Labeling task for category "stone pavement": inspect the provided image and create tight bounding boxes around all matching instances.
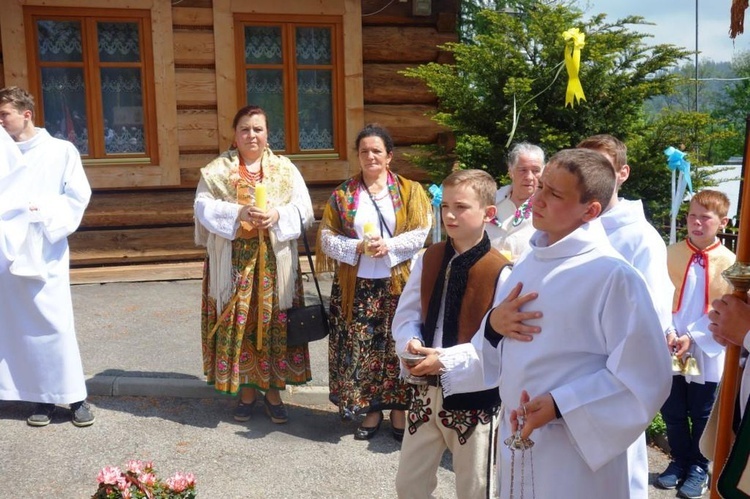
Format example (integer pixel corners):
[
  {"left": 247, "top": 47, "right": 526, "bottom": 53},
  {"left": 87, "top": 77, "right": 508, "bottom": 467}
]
[{"left": 0, "top": 276, "right": 679, "bottom": 498}]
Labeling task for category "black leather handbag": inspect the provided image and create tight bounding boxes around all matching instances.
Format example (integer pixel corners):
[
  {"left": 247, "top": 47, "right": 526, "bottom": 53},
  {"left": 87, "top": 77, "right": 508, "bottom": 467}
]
[{"left": 286, "top": 208, "right": 330, "bottom": 346}]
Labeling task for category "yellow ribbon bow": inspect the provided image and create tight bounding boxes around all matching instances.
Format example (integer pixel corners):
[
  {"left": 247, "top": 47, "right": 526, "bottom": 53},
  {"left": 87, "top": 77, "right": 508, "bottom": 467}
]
[{"left": 562, "top": 28, "right": 586, "bottom": 107}]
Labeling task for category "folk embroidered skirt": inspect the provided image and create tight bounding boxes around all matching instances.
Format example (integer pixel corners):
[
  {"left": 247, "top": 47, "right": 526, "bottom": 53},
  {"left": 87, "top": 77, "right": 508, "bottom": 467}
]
[
  {"left": 201, "top": 236, "right": 311, "bottom": 395},
  {"left": 328, "top": 276, "right": 411, "bottom": 419}
]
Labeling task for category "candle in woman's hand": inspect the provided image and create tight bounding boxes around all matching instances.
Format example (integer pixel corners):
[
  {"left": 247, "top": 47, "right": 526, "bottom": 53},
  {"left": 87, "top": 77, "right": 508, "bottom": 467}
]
[
  {"left": 363, "top": 222, "right": 377, "bottom": 256},
  {"left": 254, "top": 184, "right": 267, "bottom": 210}
]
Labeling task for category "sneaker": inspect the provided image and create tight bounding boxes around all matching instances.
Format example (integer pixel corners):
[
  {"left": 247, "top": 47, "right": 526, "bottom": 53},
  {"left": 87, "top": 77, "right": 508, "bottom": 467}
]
[
  {"left": 678, "top": 465, "right": 708, "bottom": 499},
  {"left": 232, "top": 398, "right": 257, "bottom": 422},
  {"left": 27, "top": 403, "right": 56, "bottom": 427},
  {"left": 70, "top": 401, "right": 95, "bottom": 427},
  {"left": 655, "top": 461, "right": 685, "bottom": 489}
]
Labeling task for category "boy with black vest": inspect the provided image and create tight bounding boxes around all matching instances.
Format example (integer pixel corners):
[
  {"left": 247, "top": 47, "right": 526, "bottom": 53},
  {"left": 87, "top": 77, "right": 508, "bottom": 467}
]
[{"left": 392, "top": 169, "right": 509, "bottom": 499}]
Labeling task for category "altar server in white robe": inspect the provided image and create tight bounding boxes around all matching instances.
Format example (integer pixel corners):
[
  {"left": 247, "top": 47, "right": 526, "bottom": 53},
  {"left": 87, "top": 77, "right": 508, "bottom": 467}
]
[
  {"left": 0, "top": 87, "right": 94, "bottom": 427},
  {"left": 0, "top": 126, "right": 31, "bottom": 271},
  {"left": 577, "top": 134, "right": 674, "bottom": 499},
  {"left": 442, "top": 149, "right": 672, "bottom": 499}
]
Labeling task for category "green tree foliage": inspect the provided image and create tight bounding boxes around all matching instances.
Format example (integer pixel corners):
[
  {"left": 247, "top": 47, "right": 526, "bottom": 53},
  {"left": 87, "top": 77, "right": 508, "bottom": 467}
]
[
  {"left": 711, "top": 51, "right": 750, "bottom": 161},
  {"left": 404, "top": 1, "right": 691, "bottom": 182},
  {"left": 626, "top": 110, "right": 736, "bottom": 237},
  {"left": 646, "top": 60, "right": 743, "bottom": 164}
]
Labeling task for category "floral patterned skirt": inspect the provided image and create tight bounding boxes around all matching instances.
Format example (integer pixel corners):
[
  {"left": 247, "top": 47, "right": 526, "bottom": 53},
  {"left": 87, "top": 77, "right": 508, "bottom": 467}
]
[
  {"left": 200, "top": 236, "right": 311, "bottom": 395},
  {"left": 328, "top": 277, "right": 411, "bottom": 419}
]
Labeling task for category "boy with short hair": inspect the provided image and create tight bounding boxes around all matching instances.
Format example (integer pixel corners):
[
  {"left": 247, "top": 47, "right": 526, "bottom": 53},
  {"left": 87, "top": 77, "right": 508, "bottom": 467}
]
[
  {"left": 576, "top": 134, "right": 674, "bottom": 333},
  {"left": 391, "top": 169, "right": 510, "bottom": 499},
  {"left": 440, "top": 149, "right": 671, "bottom": 498},
  {"left": 0, "top": 86, "right": 94, "bottom": 427},
  {"left": 577, "top": 134, "right": 675, "bottom": 498},
  {"left": 656, "top": 190, "right": 735, "bottom": 498}
]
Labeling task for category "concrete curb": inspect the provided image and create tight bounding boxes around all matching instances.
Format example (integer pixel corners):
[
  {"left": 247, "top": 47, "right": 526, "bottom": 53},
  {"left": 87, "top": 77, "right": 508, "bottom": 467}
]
[{"left": 86, "top": 376, "right": 331, "bottom": 407}]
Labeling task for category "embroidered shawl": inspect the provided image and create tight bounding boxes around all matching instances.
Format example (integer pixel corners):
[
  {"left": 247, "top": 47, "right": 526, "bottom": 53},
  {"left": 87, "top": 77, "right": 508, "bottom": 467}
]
[
  {"left": 316, "top": 172, "right": 431, "bottom": 322},
  {"left": 195, "top": 147, "right": 299, "bottom": 310}
]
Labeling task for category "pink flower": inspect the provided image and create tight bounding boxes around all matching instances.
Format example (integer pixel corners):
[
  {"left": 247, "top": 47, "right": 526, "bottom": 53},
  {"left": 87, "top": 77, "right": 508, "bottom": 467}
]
[
  {"left": 278, "top": 311, "right": 287, "bottom": 321},
  {"left": 94, "top": 460, "right": 195, "bottom": 498},
  {"left": 126, "top": 459, "right": 144, "bottom": 474},
  {"left": 139, "top": 472, "right": 157, "bottom": 486},
  {"left": 166, "top": 472, "right": 189, "bottom": 492},
  {"left": 116, "top": 476, "right": 129, "bottom": 491},
  {"left": 96, "top": 466, "right": 122, "bottom": 485}
]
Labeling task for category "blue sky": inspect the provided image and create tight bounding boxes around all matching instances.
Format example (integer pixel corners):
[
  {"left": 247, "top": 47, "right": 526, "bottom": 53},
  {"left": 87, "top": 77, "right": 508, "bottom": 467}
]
[{"left": 575, "top": 0, "right": 750, "bottom": 63}]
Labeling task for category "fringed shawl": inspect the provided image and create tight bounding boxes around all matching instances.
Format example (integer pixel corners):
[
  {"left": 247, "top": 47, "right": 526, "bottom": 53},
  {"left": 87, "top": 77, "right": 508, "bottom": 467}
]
[
  {"left": 195, "top": 147, "right": 299, "bottom": 310},
  {"left": 316, "top": 172, "right": 432, "bottom": 322}
]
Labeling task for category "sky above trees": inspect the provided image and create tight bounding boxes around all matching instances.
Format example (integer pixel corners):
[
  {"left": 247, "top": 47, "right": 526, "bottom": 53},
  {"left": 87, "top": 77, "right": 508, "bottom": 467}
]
[{"left": 576, "top": 0, "right": 750, "bottom": 62}]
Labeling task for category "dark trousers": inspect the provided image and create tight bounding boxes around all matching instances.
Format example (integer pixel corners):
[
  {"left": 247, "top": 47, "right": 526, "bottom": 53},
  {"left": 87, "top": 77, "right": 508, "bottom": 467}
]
[{"left": 660, "top": 375, "right": 718, "bottom": 471}]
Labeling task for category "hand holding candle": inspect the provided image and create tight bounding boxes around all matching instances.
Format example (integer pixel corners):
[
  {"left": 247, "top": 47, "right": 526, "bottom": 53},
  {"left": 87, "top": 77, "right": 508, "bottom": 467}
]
[{"left": 363, "top": 222, "right": 377, "bottom": 256}]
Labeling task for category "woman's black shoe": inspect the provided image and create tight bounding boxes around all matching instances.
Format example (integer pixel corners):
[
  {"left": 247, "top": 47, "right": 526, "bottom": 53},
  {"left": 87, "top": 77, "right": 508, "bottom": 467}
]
[
  {"left": 233, "top": 398, "right": 258, "bottom": 422},
  {"left": 354, "top": 412, "right": 383, "bottom": 440},
  {"left": 263, "top": 394, "right": 288, "bottom": 424}
]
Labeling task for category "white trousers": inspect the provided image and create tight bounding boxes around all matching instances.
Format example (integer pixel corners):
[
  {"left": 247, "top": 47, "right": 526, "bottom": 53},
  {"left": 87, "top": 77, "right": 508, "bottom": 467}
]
[{"left": 395, "top": 384, "right": 496, "bottom": 499}]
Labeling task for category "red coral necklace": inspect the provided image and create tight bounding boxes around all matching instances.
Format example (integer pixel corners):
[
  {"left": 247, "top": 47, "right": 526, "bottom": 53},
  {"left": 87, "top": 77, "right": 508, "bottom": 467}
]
[{"left": 239, "top": 154, "right": 263, "bottom": 185}]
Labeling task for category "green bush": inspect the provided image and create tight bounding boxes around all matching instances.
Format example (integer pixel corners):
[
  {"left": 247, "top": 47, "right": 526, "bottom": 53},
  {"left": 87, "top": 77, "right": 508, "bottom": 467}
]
[{"left": 648, "top": 412, "right": 667, "bottom": 440}]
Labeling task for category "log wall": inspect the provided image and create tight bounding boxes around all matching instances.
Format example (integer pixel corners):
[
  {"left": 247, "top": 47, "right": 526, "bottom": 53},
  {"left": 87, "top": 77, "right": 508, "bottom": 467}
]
[{"left": 0, "top": 0, "right": 458, "bottom": 280}]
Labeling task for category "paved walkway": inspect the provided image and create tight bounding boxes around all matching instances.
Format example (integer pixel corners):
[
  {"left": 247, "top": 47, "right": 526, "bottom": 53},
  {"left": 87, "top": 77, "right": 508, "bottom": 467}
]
[{"left": 0, "top": 277, "right": 679, "bottom": 498}]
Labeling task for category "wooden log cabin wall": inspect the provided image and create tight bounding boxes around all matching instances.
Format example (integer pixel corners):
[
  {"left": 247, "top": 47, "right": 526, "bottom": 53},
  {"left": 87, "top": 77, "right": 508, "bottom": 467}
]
[{"left": 0, "top": 0, "right": 457, "bottom": 283}]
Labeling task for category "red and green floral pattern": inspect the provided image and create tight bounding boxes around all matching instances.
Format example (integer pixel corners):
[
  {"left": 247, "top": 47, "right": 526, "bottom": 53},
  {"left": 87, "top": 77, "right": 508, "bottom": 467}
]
[
  {"left": 201, "top": 236, "right": 311, "bottom": 395},
  {"left": 328, "top": 277, "right": 411, "bottom": 419}
]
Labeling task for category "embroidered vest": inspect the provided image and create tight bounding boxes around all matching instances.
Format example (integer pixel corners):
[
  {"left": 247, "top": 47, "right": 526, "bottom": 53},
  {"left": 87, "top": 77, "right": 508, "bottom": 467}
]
[
  {"left": 420, "top": 241, "right": 508, "bottom": 411},
  {"left": 667, "top": 239, "right": 735, "bottom": 314}
]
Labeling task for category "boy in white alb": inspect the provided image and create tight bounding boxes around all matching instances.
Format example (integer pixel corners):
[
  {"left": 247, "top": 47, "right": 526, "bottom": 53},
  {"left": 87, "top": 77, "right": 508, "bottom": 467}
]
[
  {"left": 656, "top": 190, "right": 735, "bottom": 498},
  {"left": 0, "top": 87, "right": 94, "bottom": 428},
  {"left": 577, "top": 134, "right": 675, "bottom": 499},
  {"left": 392, "top": 169, "right": 510, "bottom": 499},
  {"left": 439, "top": 149, "right": 672, "bottom": 498}
]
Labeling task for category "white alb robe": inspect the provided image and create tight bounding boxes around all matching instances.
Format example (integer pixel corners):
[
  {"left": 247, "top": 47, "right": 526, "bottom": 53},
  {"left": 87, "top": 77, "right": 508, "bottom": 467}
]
[
  {"left": 0, "top": 128, "right": 91, "bottom": 404},
  {"left": 443, "top": 220, "right": 672, "bottom": 499},
  {"left": 600, "top": 198, "right": 675, "bottom": 499},
  {"left": 601, "top": 199, "right": 674, "bottom": 333}
]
